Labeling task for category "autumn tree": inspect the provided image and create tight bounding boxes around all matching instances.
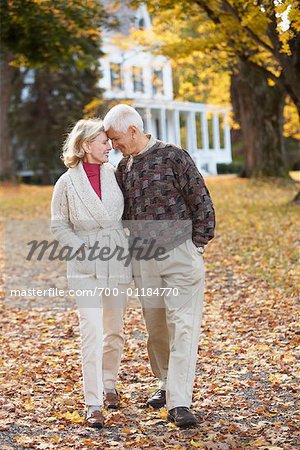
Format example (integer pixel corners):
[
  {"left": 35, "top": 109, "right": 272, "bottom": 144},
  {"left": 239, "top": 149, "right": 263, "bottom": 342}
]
[
  {"left": 0, "top": 0, "right": 106, "bottom": 182},
  {"left": 10, "top": 63, "right": 102, "bottom": 184},
  {"left": 128, "top": 0, "right": 300, "bottom": 177}
]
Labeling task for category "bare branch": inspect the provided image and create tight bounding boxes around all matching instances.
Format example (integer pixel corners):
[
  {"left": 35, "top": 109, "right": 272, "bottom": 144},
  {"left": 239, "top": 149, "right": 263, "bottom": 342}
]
[{"left": 193, "top": 0, "right": 221, "bottom": 25}]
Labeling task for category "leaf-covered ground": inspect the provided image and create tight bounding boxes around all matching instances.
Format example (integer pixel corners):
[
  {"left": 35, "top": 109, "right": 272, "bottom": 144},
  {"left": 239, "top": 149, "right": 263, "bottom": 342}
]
[{"left": 0, "top": 177, "right": 299, "bottom": 449}]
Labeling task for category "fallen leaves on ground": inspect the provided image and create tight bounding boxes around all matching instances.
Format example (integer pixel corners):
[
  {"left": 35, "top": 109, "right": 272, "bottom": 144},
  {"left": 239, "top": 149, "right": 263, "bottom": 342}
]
[{"left": 0, "top": 177, "right": 299, "bottom": 449}]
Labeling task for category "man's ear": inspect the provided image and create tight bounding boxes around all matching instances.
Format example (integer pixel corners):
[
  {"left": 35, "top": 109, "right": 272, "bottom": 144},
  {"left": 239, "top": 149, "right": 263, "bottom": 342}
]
[{"left": 129, "top": 125, "right": 138, "bottom": 138}]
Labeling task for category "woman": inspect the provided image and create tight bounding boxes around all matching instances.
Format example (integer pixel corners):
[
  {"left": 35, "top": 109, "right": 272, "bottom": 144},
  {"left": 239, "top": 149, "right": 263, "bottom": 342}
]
[{"left": 51, "top": 118, "right": 131, "bottom": 428}]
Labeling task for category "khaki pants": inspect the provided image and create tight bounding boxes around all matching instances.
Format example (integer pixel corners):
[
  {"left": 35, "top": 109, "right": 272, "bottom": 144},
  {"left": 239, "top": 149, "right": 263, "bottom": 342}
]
[
  {"left": 132, "top": 239, "right": 205, "bottom": 410},
  {"left": 76, "top": 287, "right": 127, "bottom": 406}
]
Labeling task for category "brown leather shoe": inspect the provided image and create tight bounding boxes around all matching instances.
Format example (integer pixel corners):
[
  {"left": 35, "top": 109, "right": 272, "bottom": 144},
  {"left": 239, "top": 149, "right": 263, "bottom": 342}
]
[
  {"left": 104, "top": 391, "right": 120, "bottom": 409},
  {"left": 167, "top": 407, "right": 198, "bottom": 428},
  {"left": 84, "top": 410, "right": 104, "bottom": 428}
]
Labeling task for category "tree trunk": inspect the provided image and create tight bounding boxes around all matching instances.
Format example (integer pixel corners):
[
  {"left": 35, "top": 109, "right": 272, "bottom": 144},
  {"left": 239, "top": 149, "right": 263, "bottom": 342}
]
[
  {"left": 0, "top": 51, "right": 17, "bottom": 182},
  {"left": 230, "top": 61, "right": 287, "bottom": 177},
  {"left": 35, "top": 69, "right": 54, "bottom": 185}
]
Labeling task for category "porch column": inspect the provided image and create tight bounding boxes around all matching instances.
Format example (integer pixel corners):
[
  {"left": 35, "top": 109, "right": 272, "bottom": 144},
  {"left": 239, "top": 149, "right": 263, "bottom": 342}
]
[
  {"left": 173, "top": 109, "right": 181, "bottom": 146},
  {"left": 159, "top": 108, "right": 167, "bottom": 141},
  {"left": 145, "top": 107, "right": 153, "bottom": 134},
  {"left": 213, "top": 114, "right": 220, "bottom": 150},
  {"left": 187, "top": 111, "right": 197, "bottom": 154},
  {"left": 201, "top": 111, "right": 209, "bottom": 151},
  {"left": 224, "top": 112, "right": 231, "bottom": 158}
]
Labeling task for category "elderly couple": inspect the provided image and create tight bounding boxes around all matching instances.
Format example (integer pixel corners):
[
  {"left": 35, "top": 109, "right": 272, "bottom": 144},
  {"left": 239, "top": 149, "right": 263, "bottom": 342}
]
[{"left": 51, "top": 104, "right": 215, "bottom": 429}]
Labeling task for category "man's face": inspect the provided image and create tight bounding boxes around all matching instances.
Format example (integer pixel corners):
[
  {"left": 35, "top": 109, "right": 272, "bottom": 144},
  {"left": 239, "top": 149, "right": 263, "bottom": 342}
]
[{"left": 107, "top": 127, "right": 134, "bottom": 157}]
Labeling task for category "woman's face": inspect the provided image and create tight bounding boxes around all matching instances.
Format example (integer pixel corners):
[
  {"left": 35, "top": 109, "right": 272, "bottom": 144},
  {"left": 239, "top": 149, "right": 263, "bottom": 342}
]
[{"left": 84, "top": 131, "right": 112, "bottom": 164}]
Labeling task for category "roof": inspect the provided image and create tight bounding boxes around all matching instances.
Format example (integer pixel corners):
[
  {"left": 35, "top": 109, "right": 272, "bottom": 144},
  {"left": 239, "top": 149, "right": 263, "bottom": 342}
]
[{"left": 102, "top": 1, "right": 150, "bottom": 36}]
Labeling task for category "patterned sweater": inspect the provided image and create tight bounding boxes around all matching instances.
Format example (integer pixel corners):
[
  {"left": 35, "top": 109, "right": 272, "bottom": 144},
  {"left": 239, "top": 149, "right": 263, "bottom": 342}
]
[{"left": 115, "top": 140, "right": 215, "bottom": 249}]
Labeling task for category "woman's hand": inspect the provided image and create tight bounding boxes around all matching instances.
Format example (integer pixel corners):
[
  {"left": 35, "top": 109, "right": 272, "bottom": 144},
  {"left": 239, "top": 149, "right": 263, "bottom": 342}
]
[{"left": 74, "top": 245, "right": 96, "bottom": 275}]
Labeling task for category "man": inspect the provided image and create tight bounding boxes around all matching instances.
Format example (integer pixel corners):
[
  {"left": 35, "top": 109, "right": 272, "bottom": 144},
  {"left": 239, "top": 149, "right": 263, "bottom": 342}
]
[{"left": 103, "top": 104, "right": 215, "bottom": 428}]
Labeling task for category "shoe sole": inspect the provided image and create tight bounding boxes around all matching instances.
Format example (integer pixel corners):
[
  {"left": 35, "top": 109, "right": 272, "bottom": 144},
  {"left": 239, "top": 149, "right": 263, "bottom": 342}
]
[
  {"left": 91, "top": 423, "right": 104, "bottom": 429},
  {"left": 106, "top": 404, "right": 119, "bottom": 410},
  {"left": 146, "top": 401, "right": 166, "bottom": 409},
  {"left": 84, "top": 421, "right": 104, "bottom": 429},
  {"left": 167, "top": 415, "right": 197, "bottom": 428}
]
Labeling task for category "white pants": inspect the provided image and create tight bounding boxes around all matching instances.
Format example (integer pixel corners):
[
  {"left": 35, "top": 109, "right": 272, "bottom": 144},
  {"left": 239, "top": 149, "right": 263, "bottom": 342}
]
[
  {"left": 132, "top": 239, "right": 205, "bottom": 410},
  {"left": 76, "top": 286, "right": 128, "bottom": 406}
]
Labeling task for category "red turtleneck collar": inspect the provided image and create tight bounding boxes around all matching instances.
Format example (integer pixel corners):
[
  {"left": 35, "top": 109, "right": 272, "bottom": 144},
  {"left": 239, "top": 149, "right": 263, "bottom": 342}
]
[{"left": 82, "top": 162, "right": 102, "bottom": 199}]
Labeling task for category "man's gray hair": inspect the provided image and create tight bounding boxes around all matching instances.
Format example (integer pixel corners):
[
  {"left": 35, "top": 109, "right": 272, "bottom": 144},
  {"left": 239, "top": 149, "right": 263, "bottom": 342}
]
[{"left": 103, "top": 104, "right": 144, "bottom": 133}]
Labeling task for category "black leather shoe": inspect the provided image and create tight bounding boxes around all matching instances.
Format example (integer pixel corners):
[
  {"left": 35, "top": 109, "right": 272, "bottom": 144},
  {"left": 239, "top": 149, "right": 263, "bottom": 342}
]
[
  {"left": 167, "top": 407, "right": 198, "bottom": 428},
  {"left": 146, "top": 389, "right": 166, "bottom": 409}
]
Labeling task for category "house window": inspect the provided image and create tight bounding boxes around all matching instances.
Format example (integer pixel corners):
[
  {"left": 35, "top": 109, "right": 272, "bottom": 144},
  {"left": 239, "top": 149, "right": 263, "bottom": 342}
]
[
  {"left": 138, "top": 18, "right": 145, "bottom": 29},
  {"left": 135, "top": 14, "right": 146, "bottom": 30},
  {"left": 110, "top": 63, "right": 122, "bottom": 90},
  {"left": 152, "top": 69, "right": 164, "bottom": 95},
  {"left": 132, "top": 66, "right": 144, "bottom": 93}
]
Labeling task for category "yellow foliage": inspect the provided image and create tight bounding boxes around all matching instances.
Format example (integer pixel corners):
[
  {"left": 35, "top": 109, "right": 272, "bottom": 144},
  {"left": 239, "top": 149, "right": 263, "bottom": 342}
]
[
  {"left": 190, "top": 439, "right": 205, "bottom": 448},
  {"left": 284, "top": 97, "right": 300, "bottom": 139},
  {"left": 173, "top": 55, "right": 231, "bottom": 106},
  {"left": 62, "top": 410, "right": 82, "bottom": 423},
  {"left": 126, "top": 0, "right": 300, "bottom": 122},
  {"left": 160, "top": 407, "right": 168, "bottom": 419}
]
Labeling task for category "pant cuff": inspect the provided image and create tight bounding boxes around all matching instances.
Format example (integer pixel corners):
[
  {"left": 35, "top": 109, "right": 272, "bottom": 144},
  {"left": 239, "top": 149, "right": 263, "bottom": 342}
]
[{"left": 158, "top": 380, "right": 167, "bottom": 390}]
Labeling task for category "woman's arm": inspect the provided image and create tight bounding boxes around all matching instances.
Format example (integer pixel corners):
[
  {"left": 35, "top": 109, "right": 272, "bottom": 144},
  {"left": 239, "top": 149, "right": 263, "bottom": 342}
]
[{"left": 50, "top": 176, "right": 85, "bottom": 253}]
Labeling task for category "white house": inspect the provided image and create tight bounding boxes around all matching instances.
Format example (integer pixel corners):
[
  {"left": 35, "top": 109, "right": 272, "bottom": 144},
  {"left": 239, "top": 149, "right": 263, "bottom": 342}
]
[{"left": 99, "top": 3, "right": 232, "bottom": 174}]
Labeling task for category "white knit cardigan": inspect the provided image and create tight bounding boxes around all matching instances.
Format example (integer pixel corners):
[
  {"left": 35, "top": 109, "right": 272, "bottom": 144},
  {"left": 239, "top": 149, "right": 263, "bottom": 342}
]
[{"left": 50, "top": 161, "right": 132, "bottom": 291}]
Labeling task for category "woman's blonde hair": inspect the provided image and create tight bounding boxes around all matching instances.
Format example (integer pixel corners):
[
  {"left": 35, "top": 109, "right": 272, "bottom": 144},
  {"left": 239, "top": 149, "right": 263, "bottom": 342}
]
[{"left": 61, "top": 118, "right": 105, "bottom": 168}]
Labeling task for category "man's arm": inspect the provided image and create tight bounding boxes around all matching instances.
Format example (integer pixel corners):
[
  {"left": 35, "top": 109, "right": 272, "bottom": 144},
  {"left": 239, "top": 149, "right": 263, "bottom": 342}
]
[
  {"left": 172, "top": 149, "right": 216, "bottom": 247},
  {"left": 115, "top": 159, "right": 126, "bottom": 195},
  {"left": 115, "top": 159, "right": 129, "bottom": 221}
]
